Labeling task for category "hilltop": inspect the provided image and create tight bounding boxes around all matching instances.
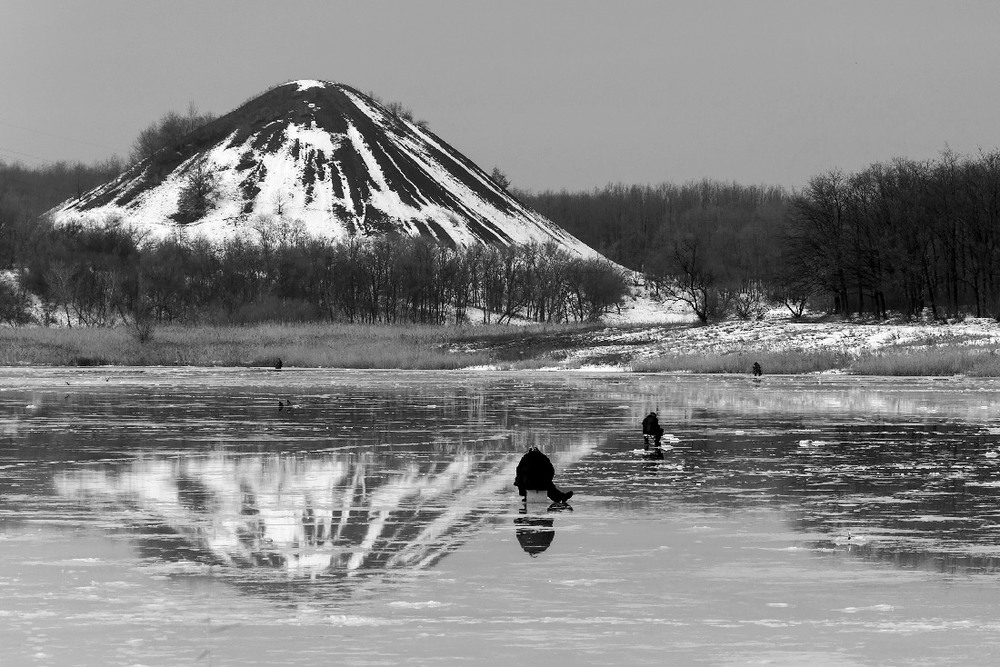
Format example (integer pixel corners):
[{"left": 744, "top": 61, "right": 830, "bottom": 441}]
[{"left": 50, "top": 80, "right": 600, "bottom": 257}]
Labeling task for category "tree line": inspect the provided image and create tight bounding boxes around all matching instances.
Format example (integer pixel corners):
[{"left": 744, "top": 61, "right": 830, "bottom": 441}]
[
  {"left": 517, "top": 180, "right": 792, "bottom": 322},
  {"left": 2, "top": 217, "right": 626, "bottom": 329},
  {"left": 518, "top": 150, "right": 1000, "bottom": 323},
  {"left": 785, "top": 151, "right": 1000, "bottom": 320}
]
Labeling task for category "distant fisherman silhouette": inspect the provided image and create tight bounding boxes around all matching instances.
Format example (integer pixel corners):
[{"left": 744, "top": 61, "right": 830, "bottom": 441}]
[
  {"left": 752, "top": 361, "right": 762, "bottom": 377},
  {"left": 642, "top": 411, "right": 664, "bottom": 449},
  {"left": 514, "top": 446, "right": 573, "bottom": 504}
]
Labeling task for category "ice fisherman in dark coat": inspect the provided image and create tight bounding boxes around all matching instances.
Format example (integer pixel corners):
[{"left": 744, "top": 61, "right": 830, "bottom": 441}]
[
  {"left": 514, "top": 446, "right": 573, "bottom": 504},
  {"left": 642, "top": 411, "right": 664, "bottom": 449}
]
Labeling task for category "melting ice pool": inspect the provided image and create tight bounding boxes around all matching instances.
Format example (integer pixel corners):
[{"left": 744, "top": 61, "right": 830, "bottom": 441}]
[{"left": 3, "top": 368, "right": 1000, "bottom": 665}]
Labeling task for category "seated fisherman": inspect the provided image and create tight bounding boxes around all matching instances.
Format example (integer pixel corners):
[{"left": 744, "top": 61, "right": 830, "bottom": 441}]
[
  {"left": 514, "top": 446, "right": 574, "bottom": 504},
  {"left": 642, "top": 411, "right": 664, "bottom": 449}
]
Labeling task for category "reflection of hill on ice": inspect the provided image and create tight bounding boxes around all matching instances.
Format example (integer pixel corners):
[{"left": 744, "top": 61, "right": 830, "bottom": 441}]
[{"left": 53, "top": 438, "right": 596, "bottom": 588}]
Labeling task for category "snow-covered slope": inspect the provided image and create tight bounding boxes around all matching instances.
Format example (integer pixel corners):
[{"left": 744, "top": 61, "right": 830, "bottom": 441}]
[{"left": 50, "top": 80, "right": 601, "bottom": 257}]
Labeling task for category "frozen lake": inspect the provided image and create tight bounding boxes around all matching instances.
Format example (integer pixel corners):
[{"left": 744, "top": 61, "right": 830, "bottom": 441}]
[{"left": 4, "top": 369, "right": 1000, "bottom": 665}]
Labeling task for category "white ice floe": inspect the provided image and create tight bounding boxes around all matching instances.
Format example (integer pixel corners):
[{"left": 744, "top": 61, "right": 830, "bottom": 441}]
[{"left": 839, "top": 604, "right": 895, "bottom": 614}]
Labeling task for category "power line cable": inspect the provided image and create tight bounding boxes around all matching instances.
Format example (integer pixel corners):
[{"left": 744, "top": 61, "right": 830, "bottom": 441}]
[
  {"left": 0, "top": 119, "right": 115, "bottom": 151},
  {"left": 0, "top": 146, "right": 53, "bottom": 165}
]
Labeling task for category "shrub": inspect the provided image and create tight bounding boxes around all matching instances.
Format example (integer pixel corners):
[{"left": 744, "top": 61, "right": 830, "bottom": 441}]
[{"left": 0, "top": 276, "right": 33, "bottom": 326}]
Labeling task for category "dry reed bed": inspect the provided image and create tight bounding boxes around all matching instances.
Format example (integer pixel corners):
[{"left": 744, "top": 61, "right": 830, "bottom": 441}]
[
  {"left": 0, "top": 324, "right": 492, "bottom": 369},
  {"left": 3, "top": 322, "right": 1000, "bottom": 375},
  {"left": 630, "top": 345, "right": 1000, "bottom": 376}
]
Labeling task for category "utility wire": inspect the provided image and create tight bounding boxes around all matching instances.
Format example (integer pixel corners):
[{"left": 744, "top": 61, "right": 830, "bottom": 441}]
[
  {"left": 0, "top": 119, "right": 114, "bottom": 150},
  {"left": 0, "top": 146, "right": 53, "bottom": 165}
]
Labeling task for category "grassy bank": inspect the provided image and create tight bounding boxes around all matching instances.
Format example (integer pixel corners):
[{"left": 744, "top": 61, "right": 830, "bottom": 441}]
[
  {"left": 630, "top": 345, "right": 1000, "bottom": 376},
  {"left": 850, "top": 346, "right": 1000, "bottom": 376},
  {"left": 0, "top": 323, "right": 494, "bottom": 369},
  {"left": 3, "top": 322, "right": 1000, "bottom": 375},
  {"left": 630, "top": 350, "right": 854, "bottom": 374},
  {"left": 0, "top": 322, "right": 606, "bottom": 369}
]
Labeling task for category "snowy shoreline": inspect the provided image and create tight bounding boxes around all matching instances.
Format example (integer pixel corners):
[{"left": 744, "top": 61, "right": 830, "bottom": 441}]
[{"left": 467, "top": 316, "right": 1000, "bottom": 373}]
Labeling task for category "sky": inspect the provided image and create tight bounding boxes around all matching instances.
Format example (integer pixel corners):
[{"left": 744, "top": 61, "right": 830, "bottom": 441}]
[{"left": 3, "top": 0, "right": 1000, "bottom": 193}]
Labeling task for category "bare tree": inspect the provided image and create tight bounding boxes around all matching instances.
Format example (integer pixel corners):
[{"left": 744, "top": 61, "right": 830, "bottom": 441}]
[
  {"left": 652, "top": 229, "right": 719, "bottom": 324},
  {"left": 0, "top": 276, "right": 32, "bottom": 326},
  {"left": 129, "top": 103, "right": 216, "bottom": 165}
]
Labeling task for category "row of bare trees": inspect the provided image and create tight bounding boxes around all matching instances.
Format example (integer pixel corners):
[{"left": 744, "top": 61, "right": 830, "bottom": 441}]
[
  {"left": 521, "top": 156, "right": 1000, "bottom": 323},
  {"left": 520, "top": 180, "right": 791, "bottom": 322},
  {"left": 786, "top": 151, "right": 1000, "bottom": 320},
  {"left": 12, "top": 219, "right": 626, "bottom": 328}
]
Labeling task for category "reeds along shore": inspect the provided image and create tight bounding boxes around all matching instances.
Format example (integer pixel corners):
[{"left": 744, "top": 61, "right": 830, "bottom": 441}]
[
  {"left": 631, "top": 347, "right": 1000, "bottom": 376},
  {"left": 0, "top": 322, "right": 590, "bottom": 369},
  {"left": 0, "top": 323, "right": 489, "bottom": 369},
  {"left": 3, "top": 322, "right": 1000, "bottom": 375},
  {"left": 630, "top": 350, "right": 853, "bottom": 375}
]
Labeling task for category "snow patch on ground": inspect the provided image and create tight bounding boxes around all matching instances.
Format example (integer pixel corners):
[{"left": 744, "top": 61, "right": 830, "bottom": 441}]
[
  {"left": 563, "top": 316, "right": 1000, "bottom": 372},
  {"left": 293, "top": 80, "right": 327, "bottom": 91}
]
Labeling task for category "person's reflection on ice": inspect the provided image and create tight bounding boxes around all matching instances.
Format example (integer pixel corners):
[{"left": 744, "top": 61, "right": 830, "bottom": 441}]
[{"left": 514, "top": 514, "right": 555, "bottom": 557}]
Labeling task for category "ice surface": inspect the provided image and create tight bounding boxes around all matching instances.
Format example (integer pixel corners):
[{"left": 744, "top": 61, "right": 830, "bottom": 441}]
[{"left": 3, "top": 370, "right": 1000, "bottom": 664}]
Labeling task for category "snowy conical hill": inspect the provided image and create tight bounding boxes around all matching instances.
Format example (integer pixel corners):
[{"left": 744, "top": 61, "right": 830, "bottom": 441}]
[{"left": 52, "top": 80, "right": 600, "bottom": 256}]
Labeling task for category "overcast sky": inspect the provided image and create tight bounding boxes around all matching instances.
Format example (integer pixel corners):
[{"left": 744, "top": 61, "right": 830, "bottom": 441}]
[{"left": 2, "top": 1, "right": 999, "bottom": 192}]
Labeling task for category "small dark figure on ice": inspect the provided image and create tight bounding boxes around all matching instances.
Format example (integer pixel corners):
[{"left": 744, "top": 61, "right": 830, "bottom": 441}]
[
  {"left": 514, "top": 446, "right": 573, "bottom": 504},
  {"left": 752, "top": 361, "right": 762, "bottom": 377},
  {"left": 642, "top": 411, "right": 664, "bottom": 449}
]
